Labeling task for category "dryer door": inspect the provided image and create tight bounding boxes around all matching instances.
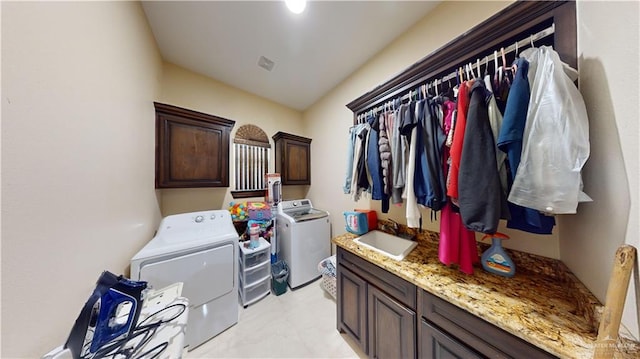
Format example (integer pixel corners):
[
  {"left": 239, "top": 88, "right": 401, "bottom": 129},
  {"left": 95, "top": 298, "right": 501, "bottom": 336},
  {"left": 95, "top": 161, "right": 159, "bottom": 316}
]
[{"left": 139, "top": 243, "right": 235, "bottom": 308}]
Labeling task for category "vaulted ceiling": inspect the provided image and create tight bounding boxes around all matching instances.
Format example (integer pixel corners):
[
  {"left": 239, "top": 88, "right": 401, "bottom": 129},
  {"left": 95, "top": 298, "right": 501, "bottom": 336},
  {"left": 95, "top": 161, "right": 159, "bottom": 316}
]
[{"left": 142, "top": 1, "right": 440, "bottom": 111}]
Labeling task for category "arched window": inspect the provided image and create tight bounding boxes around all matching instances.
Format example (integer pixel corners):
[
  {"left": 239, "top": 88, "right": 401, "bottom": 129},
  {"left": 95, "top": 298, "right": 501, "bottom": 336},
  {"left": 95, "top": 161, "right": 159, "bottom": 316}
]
[{"left": 231, "top": 124, "right": 270, "bottom": 198}]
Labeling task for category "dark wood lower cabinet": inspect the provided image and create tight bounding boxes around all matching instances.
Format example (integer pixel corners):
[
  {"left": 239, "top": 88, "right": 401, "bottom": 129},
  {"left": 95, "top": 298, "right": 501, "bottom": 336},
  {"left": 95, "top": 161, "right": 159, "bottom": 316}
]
[
  {"left": 337, "top": 264, "right": 368, "bottom": 354},
  {"left": 336, "top": 247, "right": 558, "bottom": 359},
  {"left": 419, "top": 290, "right": 557, "bottom": 359},
  {"left": 420, "top": 320, "right": 482, "bottom": 359},
  {"left": 337, "top": 248, "right": 417, "bottom": 358},
  {"left": 368, "top": 285, "right": 416, "bottom": 359}
]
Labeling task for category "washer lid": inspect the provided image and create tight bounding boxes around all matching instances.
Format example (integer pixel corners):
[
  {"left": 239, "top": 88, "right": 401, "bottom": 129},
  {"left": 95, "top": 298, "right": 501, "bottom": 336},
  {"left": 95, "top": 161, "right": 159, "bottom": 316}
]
[
  {"left": 277, "top": 199, "right": 328, "bottom": 222},
  {"left": 287, "top": 208, "right": 329, "bottom": 222}
]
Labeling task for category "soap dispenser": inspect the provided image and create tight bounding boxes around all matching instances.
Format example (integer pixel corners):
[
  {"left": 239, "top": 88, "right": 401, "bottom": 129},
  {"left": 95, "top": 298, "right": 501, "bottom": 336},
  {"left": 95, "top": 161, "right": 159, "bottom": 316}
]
[{"left": 481, "top": 233, "right": 515, "bottom": 277}]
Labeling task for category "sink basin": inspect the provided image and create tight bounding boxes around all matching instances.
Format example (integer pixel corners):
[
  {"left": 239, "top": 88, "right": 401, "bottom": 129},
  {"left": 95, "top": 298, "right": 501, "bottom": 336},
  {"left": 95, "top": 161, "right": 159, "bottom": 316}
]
[{"left": 353, "top": 230, "right": 418, "bottom": 261}]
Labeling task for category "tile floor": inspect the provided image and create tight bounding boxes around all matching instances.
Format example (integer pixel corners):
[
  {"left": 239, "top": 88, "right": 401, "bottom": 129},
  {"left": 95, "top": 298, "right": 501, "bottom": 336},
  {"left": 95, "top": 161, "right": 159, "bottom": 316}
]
[{"left": 186, "top": 280, "right": 366, "bottom": 358}]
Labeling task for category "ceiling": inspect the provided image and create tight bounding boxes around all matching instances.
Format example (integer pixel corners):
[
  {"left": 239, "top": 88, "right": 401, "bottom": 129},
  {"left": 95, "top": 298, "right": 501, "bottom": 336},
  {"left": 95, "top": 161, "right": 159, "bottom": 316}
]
[{"left": 141, "top": 1, "right": 440, "bottom": 111}]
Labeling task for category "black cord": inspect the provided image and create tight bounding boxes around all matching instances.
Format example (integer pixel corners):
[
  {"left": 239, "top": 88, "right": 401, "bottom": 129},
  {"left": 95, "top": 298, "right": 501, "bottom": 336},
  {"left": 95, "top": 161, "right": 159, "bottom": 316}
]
[{"left": 89, "top": 303, "right": 187, "bottom": 359}]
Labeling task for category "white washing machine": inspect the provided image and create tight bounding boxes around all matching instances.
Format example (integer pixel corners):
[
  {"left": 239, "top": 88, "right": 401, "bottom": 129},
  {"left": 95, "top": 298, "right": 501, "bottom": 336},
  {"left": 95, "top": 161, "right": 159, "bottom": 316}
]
[
  {"left": 276, "top": 199, "right": 331, "bottom": 289},
  {"left": 130, "top": 210, "right": 238, "bottom": 351}
]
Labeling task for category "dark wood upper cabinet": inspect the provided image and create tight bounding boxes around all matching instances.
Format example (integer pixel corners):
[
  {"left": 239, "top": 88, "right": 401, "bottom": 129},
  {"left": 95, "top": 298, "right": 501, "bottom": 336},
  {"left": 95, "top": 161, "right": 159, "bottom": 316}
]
[
  {"left": 272, "top": 132, "right": 311, "bottom": 185},
  {"left": 155, "top": 102, "right": 235, "bottom": 188}
]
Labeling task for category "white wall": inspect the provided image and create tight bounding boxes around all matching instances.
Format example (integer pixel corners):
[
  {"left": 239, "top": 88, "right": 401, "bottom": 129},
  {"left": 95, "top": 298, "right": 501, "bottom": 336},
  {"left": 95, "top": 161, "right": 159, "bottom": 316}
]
[
  {"left": 561, "top": 0, "right": 640, "bottom": 340},
  {"left": 1, "top": 2, "right": 163, "bottom": 357}
]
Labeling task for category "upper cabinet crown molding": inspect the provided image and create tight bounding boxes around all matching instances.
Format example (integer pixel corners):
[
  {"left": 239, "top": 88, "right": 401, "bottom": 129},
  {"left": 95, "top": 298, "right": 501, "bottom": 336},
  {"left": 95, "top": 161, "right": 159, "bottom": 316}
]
[{"left": 155, "top": 102, "right": 235, "bottom": 188}]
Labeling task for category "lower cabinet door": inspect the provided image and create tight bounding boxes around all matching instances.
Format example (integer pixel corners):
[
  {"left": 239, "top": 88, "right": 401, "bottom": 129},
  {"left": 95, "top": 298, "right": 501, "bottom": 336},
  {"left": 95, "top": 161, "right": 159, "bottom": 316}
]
[
  {"left": 337, "top": 265, "right": 368, "bottom": 354},
  {"left": 368, "top": 285, "right": 416, "bottom": 359},
  {"left": 420, "top": 320, "right": 483, "bottom": 359}
]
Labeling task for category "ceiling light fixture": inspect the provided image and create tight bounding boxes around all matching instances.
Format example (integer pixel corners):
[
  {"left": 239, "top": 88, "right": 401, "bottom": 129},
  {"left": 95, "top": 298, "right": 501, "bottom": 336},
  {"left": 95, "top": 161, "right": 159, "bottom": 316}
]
[{"left": 285, "top": 0, "right": 306, "bottom": 14}]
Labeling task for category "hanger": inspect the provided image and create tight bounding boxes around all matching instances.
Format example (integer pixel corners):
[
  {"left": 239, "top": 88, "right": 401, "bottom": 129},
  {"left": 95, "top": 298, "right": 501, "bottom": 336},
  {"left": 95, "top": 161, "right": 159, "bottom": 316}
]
[
  {"left": 529, "top": 34, "right": 535, "bottom": 49},
  {"left": 476, "top": 58, "right": 481, "bottom": 79},
  {"left": 515, "top": 40, "right": 519, "bottom": 58},
  {"left": 482, "top": 56, "right": 489, "bottom": 77}
]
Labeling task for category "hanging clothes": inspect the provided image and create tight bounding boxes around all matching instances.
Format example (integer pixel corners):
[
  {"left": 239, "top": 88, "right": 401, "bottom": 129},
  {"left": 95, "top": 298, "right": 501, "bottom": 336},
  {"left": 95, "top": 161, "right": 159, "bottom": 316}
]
[
  {"left": 343, "top": 123, "right": 366, "bottom": 194},
  {"left": 378, "top": 112, "right": 392, "bottom": 199},
  {"left": 439, "top": 203, "right": 478, "bottom": 274},
  {"left": 484, "top": 74, "right": 509, "bottom": 198},
  {"left": 509, "top": 46, "right": 591, "bottom": 214},
  {"left": 439, "top": 98, "right": 477, "bottom": 275},
  {"left": 414, "top": 97, "right": 447, "bottom": 211},
  {"left": 493, "top": 66, "right": 513, "bottom": 114},
  {"left": 447, "top": 80, "right": 473, "bottom": 205},
  {"left": 497, "top": 56, "right": 556, "bottom": 234},
  {"left": 350, "top": 122, "right": 370, "bottom": 202},
  {"left": 458, "top": 80, "right": 509, "bottom": 234},
  {"left": 366, "top": 114, "right": 385, "bottom": 203},
  {"left": 399, "top": 101, "right": 421, "bottom": 228},
  {"left": 391, "top": 104, "right": 408, "bottom": 205}
]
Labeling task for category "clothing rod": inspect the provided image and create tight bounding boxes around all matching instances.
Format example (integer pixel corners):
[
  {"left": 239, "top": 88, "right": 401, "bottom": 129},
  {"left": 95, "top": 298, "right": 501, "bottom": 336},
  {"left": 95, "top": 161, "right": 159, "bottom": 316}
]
[{"left": 356, "top": 23, "right": 555, "bottom": 119}]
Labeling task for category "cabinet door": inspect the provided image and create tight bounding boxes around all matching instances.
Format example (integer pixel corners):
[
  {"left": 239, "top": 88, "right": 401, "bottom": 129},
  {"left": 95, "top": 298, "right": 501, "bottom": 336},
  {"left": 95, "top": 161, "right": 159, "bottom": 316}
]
[
  {"left": 272, "top": 132, "right": 311, "bottom": 185},
  {"left": 368, "top": 285, "right": 416, "bottom": 359},
  {"left": 420, "top": 320, "right": 482, "bottom": 359},
  {"left": 282, "top": 139, "right": 310, "bottom": 184},
  {"left": 155, "top": 102, "right": 234, "bottom": 188},
  {"left": 337, "top": 265, "right": 368, "bottom": 354}
]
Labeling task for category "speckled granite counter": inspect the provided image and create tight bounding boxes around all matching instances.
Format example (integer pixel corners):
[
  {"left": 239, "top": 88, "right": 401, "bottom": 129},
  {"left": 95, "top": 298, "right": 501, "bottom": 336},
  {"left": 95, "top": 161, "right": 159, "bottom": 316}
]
[{"left": 332, "top": 230, "right": 640, "bottom": 359}]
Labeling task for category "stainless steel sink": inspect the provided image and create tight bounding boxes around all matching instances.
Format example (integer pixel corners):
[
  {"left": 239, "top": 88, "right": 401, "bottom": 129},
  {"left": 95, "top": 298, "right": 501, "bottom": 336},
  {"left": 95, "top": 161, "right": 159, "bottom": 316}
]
[{"left": 353, "top": 230, "right": 417, "bottom": 261}]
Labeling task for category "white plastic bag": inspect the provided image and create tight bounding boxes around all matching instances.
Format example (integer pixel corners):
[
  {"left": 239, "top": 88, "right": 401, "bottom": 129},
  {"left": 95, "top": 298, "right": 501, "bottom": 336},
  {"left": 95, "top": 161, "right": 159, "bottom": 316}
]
[{"left": 508, "top": 46, "right": 591, "bottom": 214}]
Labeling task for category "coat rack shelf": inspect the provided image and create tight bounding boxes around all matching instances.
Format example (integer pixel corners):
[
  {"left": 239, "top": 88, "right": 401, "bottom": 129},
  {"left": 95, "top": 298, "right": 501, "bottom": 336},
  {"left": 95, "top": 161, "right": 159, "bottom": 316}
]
[{"left": 346, "top": 0, "right": 576, "bottom": 120}]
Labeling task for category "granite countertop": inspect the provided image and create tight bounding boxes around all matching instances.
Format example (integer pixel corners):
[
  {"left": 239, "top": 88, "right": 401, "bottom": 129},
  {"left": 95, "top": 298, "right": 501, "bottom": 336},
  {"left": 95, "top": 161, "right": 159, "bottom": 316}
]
[{"left": 332, "top": 229, "right": 640, "bottom": 359}]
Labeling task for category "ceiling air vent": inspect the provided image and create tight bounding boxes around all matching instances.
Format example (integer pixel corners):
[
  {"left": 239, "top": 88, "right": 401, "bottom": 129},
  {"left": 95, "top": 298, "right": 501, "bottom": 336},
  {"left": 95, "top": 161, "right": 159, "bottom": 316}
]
[{"left": 258, "top": 56, "right": 275, "bottom": 72}]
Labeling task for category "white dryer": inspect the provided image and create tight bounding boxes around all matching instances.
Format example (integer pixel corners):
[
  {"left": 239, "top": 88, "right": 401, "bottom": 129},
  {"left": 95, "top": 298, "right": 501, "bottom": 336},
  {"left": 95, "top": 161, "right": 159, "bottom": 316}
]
[
  {"left": 276, "top": 199, "right": 331, "bottom": 289},
  {"left": 130, "top": 210, "right": 238, "bottom": 351}
]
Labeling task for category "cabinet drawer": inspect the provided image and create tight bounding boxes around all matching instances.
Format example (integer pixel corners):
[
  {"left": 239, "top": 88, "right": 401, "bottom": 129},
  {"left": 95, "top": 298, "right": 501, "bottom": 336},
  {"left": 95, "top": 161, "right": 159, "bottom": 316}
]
[
  {"left": 239, "top": 259, "right": 270, "bottom": 286},
  {"left": 420, "top": 319, "right": 482, "bottom": 359},
  {"left": 239, "top": 238, "right": 271, "bottom": 269},
  {"left": 239, "top": 274, "right": 271, "bottom": 306},
  {"left": 338, "top": 248, "right": 416, "bottom": 310},
  {"left": 419, "top": 290, "right": 557, "bottom": 359}
]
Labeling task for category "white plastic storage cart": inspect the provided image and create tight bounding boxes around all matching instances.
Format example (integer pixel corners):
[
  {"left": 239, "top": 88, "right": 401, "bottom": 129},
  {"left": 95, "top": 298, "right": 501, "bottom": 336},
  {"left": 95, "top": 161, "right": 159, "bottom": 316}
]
[{"left": 239, "top": 237, "right": 271, "bottom": 307}]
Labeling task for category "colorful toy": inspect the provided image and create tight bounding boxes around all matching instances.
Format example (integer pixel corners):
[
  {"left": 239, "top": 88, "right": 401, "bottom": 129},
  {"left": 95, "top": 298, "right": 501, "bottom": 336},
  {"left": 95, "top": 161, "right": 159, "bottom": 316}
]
[
  {"left": 248, "top": 201, "right": 271, "bottom": 220},
  {"left": 228, "top": 202, "right": 248, "bottom": 222}
]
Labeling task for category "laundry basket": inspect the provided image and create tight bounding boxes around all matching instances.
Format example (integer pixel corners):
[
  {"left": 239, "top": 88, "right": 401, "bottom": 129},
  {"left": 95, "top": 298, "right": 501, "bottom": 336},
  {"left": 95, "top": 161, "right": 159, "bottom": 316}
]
[{"left": 318, "top": 255, "right": 337, "bottom": 299}]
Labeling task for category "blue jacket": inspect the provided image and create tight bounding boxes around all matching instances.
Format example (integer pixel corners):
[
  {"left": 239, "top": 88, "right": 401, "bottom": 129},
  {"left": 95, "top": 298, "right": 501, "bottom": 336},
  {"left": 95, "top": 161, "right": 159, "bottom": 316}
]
[
  {"left": 414, "top": 98, "right": 447, "bottom": 211},
  {"left": 366, "top": 115, "right": 384, "bottom": 202}
]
